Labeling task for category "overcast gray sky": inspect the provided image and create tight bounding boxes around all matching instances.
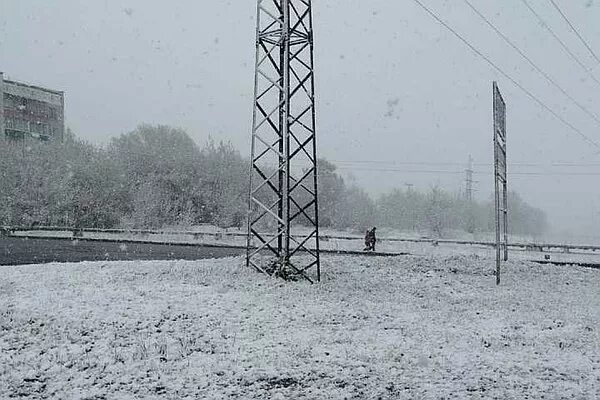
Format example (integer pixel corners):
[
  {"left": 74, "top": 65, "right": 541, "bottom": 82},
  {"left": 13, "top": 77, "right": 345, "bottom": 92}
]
[{"left": 2, "top": 0, "right": 600, "bottom": 239}]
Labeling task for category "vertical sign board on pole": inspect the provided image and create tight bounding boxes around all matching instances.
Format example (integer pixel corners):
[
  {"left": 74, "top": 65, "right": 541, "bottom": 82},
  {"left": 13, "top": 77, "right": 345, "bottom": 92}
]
[{"left": 493, "top": 81, "right": 508, "bottom": 285}]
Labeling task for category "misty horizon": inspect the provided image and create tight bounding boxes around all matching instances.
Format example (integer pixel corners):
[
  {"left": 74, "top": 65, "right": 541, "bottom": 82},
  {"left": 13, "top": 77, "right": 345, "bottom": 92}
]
[{"left": 2, "top": 0, "right": 600, "bottom": 238}]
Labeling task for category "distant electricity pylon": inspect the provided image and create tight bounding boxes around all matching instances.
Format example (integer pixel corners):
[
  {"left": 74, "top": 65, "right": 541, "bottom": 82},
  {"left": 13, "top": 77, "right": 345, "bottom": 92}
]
[
  {"left": 464, "top": 155, "right": 476, "bottom": 234},
  {"left": 246, "top": 0, "right": 321, "bottom": 282},
  {"left": 465, "top": 155, "right": 474, "bottom": 202}
]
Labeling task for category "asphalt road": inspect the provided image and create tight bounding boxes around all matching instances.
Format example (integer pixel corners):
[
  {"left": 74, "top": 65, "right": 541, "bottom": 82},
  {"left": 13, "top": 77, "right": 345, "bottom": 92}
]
[{"left": 0, "top": 237, "right": 246, "bottom": 266}]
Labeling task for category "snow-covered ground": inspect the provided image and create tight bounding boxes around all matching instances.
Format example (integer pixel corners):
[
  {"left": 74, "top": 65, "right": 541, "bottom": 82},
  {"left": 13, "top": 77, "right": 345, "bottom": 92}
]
[{"left": 1, "top": 254, "right": 599, "bottom": 398}]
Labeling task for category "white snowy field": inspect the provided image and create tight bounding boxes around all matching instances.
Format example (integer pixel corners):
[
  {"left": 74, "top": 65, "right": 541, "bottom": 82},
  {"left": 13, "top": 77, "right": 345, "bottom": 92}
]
[{"left": 1, "top": 254, "right": 599, "bottom": 399}]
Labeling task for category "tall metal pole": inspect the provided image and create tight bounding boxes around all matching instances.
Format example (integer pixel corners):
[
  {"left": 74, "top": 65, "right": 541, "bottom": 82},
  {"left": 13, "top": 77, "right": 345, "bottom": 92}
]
[
  {"left": 501, "top": 108, "right": 509, "bottom": 263},
  {"left": 493, "top": 81, "right": 507, "bottom": 285},
  {"left": 308, "top": 3, "right": 321, "bottom": 282},
  {"left": 282, "top": 0, "right": 291, "bottom": 271},
  {"left": 493, "top": 102, "right": 501, "bottom": 284},
  {"left": 247, "top": 0, "right": 321, "bottom": 282}
]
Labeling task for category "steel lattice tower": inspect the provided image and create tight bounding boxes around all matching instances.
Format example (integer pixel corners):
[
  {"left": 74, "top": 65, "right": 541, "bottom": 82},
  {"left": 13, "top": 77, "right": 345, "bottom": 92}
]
[{"left": 246, "top": 0, "right": 321, "bottom": 282}]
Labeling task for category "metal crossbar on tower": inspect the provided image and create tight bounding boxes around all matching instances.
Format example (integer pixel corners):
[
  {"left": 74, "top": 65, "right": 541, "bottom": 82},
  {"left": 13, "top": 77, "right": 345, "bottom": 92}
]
[{"left": 246, "top": 0, "right": 321, "bottom": 282}]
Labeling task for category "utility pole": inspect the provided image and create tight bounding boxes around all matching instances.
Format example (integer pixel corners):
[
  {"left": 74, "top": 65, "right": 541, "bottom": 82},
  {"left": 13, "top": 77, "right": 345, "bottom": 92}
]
[{"left": 246, "top": 0, "right": 320, "bottom": 282}]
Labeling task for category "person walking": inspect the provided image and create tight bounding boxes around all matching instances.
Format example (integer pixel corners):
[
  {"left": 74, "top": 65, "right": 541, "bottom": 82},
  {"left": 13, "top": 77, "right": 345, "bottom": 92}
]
[
  {"left": 370, "top": 227, "right": 377, "bottom": 252},
  {"left": 363, "top": 227, "right": 377, "bottom": 251},
  {"left": 364, "top": 229, "right": 372, "bottom": 251}
]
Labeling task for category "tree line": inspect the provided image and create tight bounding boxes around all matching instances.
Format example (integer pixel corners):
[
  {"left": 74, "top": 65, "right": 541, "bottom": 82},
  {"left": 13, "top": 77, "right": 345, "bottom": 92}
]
[
  {"left": 0, "top": 124, "right": 547, "bottom": 237},
  {"left": 318, "top": 159, "right": 547, "bottom": 237}
]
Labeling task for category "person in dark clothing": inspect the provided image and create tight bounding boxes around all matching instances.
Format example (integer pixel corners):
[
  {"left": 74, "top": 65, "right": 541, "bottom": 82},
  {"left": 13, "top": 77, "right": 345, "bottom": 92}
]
[
  {"left": 370, "top": 227, "right": 377, "bottom": 252},
  {"left": 364, "top": 229, "right": 372, "bottom": 251},
  {"left": 363, "top": 227, "right": 377, "bottom": 251}
]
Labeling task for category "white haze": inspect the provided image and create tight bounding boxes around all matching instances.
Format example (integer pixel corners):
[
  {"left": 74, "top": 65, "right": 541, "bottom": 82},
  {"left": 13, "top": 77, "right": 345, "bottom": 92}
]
[{"left": 2, "top": 0, "right": 600, "bottom": 239}]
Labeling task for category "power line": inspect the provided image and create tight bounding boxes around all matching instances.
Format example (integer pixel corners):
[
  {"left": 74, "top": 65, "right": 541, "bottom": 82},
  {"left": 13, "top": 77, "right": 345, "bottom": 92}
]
[
  {"left": 520, "top": 0, "right": 600, "bottom": 87},
  {"left": 330, "top": 159, "right": 600, "bottom": 167},
  {"left": 271, "top": 160, "right": 600, "bottom": 176},
  {"left": 548, "top": 0, "right": 600, "bottom": 65},
  {"left": 333, "top": 160, "right": 465, "bottom": 166},
  {"left": 409, "top": 0, "right": 600, "bottom": 150},
  {"left": 334, "top": 165, "right": 600, "bottom": 177},
  {"left": 464, "top": 0, "right": 600, "bottom": 126}
]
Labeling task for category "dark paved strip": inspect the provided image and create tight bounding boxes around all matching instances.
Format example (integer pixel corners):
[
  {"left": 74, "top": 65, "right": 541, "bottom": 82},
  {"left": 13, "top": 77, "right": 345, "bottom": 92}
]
[
  {"left": 11, "top": 234, "right": 248, "bottom": 249},
  {"left": 4, "top": 237, "right": 596, "bottom": 269},
  {"left": 1, "top": 236, "right": 409, "bottom": 266},
  {"left": 0, "top": 237, "right": 245, "bottom": 266},
  {"left": 322, "top": 249, "right": 410, "bottom": 257}
]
